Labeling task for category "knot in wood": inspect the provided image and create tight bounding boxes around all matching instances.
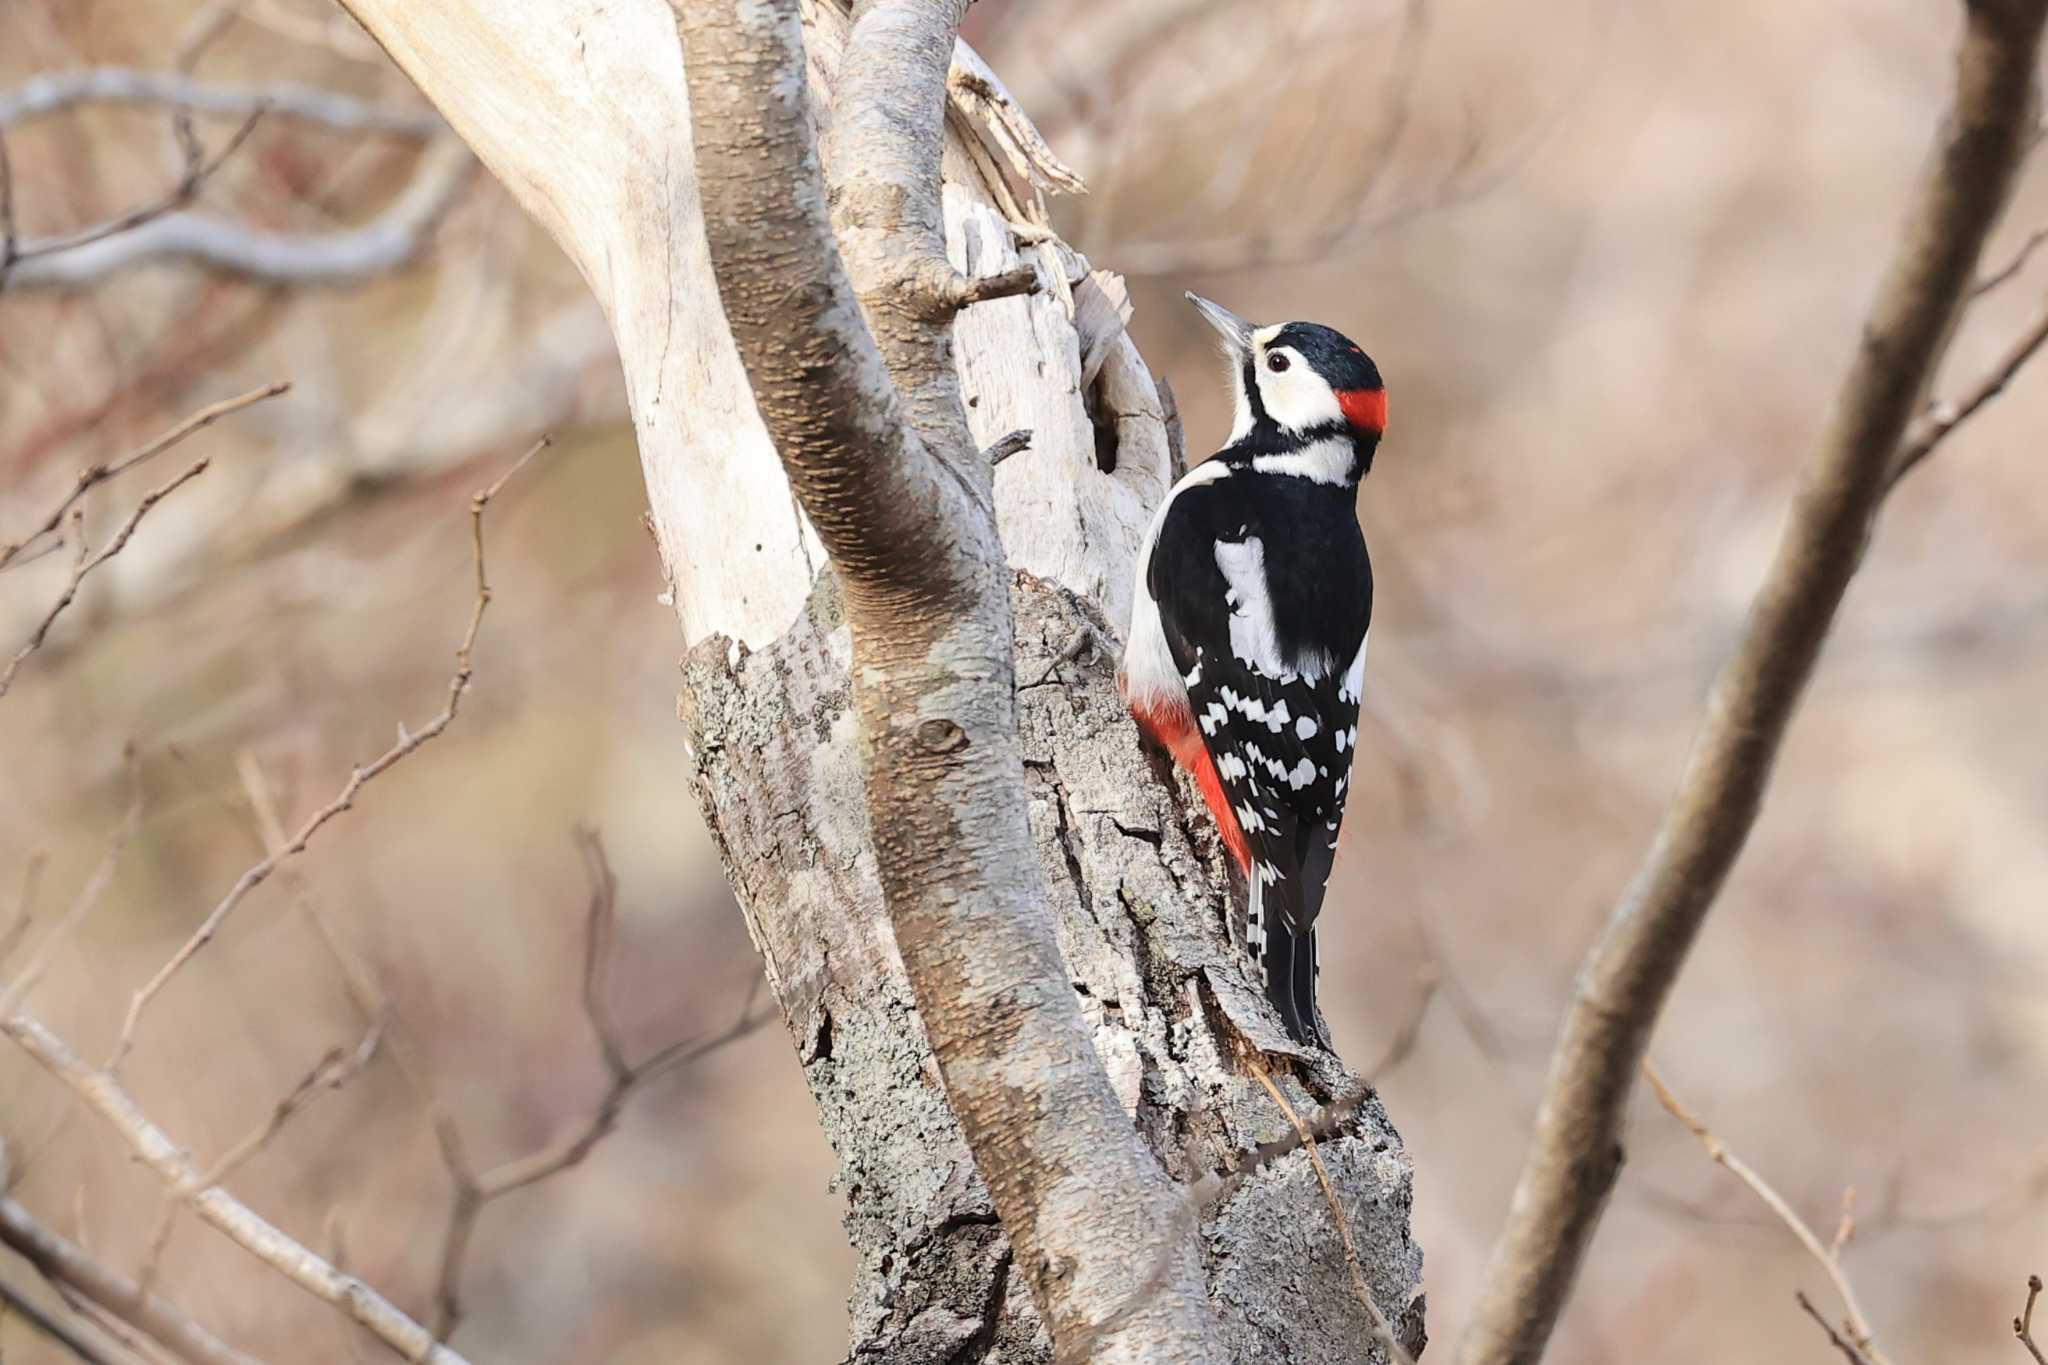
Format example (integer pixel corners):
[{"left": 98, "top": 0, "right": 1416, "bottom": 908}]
[{"left": 915, "top": 718, "right": 969, "bottom": 753}]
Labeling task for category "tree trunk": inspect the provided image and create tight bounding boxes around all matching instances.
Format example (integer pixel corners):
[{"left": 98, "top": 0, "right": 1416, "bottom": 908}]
[{"left": 338, "top": 2, "right": 1421, "bottom": 1358}]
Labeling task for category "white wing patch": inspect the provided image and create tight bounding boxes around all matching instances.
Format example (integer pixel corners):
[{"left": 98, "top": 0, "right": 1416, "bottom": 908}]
[{"left": 1213, "top": 537, "right": 1284, "bottom": 676}]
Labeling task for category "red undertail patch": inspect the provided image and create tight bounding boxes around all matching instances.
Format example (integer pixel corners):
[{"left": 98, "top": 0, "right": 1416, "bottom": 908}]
[{"left": 1122, "top": 685, "right": 1252, "bottom": 875}]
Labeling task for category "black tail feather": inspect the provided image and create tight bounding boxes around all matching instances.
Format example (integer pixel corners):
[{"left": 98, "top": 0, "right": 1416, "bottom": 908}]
[{"left": 1261, "top": 918, "right": 1326, "bottom": 1049}]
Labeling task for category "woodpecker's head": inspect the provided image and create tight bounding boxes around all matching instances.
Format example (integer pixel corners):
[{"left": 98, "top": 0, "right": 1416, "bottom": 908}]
[{"left": 1187, "top": 292, "right": 1386, "bottom": 482}]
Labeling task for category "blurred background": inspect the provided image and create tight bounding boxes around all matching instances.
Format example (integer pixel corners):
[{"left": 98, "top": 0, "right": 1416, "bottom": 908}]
[{"left": 2, "top": 0, "right": 2045, "bottom": 1361}]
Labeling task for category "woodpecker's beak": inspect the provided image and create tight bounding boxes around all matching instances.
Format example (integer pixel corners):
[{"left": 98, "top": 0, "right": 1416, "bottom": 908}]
[{"left": 1185, "top": 291, "right": 1254, "bottom": 360}]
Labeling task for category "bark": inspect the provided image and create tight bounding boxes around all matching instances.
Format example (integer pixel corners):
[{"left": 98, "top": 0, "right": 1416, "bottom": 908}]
[
  {"left": 335, "top": 2, "right": 1421, "bottom": 1359},
  {"left": 678, "top": 573, "right": 1423, "bottom": 1363},
  {"left": 1455, "top": 5, "right": 2048, "bottom": 1363}
]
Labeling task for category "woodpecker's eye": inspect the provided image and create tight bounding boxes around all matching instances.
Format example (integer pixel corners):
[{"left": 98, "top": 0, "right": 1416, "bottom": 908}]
[{"left": 1266, "top": 352, "right": 1291, "bottom": 373}]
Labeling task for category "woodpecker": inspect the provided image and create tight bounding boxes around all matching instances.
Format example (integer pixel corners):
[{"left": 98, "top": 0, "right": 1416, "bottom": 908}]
[{"left": 1119, "top": 293, "right": 1384, "bottom": 1049}]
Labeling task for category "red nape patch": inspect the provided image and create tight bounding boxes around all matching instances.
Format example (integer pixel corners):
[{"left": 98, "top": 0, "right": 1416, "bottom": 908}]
[
  {"left": 1337, "top": 387, "right": 1388, "bottom": 435},
  {"left": 1123, "top": 691, "right": 1252, "bottom": 874}
]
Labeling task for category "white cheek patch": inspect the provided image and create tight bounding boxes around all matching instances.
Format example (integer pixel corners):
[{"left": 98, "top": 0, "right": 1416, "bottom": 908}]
[{"left": 1253, "top": 341, "right": 1346, "bottom": 434}]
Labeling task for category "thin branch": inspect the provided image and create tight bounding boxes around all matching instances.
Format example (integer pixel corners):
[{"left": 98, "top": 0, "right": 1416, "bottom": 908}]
[
  {"left": 1973, "top": 224, "right": 2048, "bottom": 294},
  {"left": 1891, "top": 286, "right": 2048, "bottom": 487},
  {"left": 0, "top": 1275, "right": 120, "bottom": 1365},
  {"left": 0, "top": 382, "right": 286, "bottom": 572},
  {"left": 425, "top": 827, "right": 770, "bottom": 1337},
  {"left": 1796, "top": 1290, "right": 1876, "bottom": 1365},
  {"left": 138, "top": 1025, "right": 381, "bottom": 1293},
  {"left": 0, "top": 1163, "right": 264, "bottom": 1365},
  {"left": 5, "top": 137, "right": 474, "bottom": 291},
  {"left": 0, "top": 459, "right": 212, "bottom": 700},
  {"left": 0, "top": 1014, "right": 465, "bottom": 1364},
  {"left": 109, "top": 435, "right": 549, "bottom": 1071},
  {"left": 983, "top": 428, "right": 1032, "bottom": 465},
  {"left": 2019, "top": 1274, "right": 2045, "bottom": 1365},
  {"left": 0, "top": 749, "right": 144, "bottom": 1022},
  {"left": 1248, "top": 1061, "right": 1416, "bottom": 1365},
  {"left": 1, "top": 854, "right": 47, "bottom": 967},
  {"left": 8, "top": 107, "right": 264, "bottom": 266},
  {"left": 1643, "top": 1063, "right": 1890, "bottom": 1365},
  {"left": 0, "top": 68, "right": 443, "bottom": 137},
  {"left": 1196, "top": 968, "right": 1439, "bottom": 1208},
  {"left": 1458, "top": 8, "right": 2048, "bottom": 1362}
]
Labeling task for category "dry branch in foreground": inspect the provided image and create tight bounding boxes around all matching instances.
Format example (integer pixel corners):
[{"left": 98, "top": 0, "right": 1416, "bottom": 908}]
[
  {"left": 1643, "top": 1063, "right": 1892, "bottom": 1365},
  {"left": 0, "top": 382, "right": 286, "bottom": 572},
  {"left": 1, "top": 439, "right": 548, "bottom": 1365},
  {"left": 421, "top": 827, "right": 771, "bottom": 1338},
  {"left": 1457, "top": 6, "right": 2048, "bottom": 1363},
  {"left": 109, "top": 435, "right": 550, "bottom": 1070},
  {"left": 2019, "top": 1275, "right": 2045, "bottom": 1365},
  {"left": 0, "top": 1148, "right": 265, "bottom": 1365},
  {"left": 0, "top": 459, "right": 212, "bottom": 699}
]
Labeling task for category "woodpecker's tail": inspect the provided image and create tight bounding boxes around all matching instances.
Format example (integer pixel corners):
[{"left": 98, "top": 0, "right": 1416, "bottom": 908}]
[{"left": 1250, "top": 875, "right": 1326, "bottom": 1048}]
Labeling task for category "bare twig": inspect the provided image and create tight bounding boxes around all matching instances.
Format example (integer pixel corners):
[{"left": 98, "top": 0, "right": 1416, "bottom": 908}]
[
  {"left": 109, "top": 435, "right": 549, "bottom": 1070},
  {"left": 0, "top": 383, "right": 286, "bottom": 572},
  {"left": 0, "top": 460, "right": 212, "bottom": 700},
  {"left": 8, "top": 107, "right": 264, "bottom": 265},
  {"left": 0, "top": 749, "right": 144, "bottom": 1022},
  {"left": 1974, "top": 224, "right": 2048, "bottom": 294},
  {"left": 1248, "top": 1061, "right": 1416, "bottom": 1365},
  {"left": 1797, "top": 1290, "right": 1876, "bottom": 1365},
  {"left": 1829, "top": 1186, "right": 1858, "bottom": 1258},
  {"left": 2018, "top": 1274, "right": 2045, "bottom": 1365},
  {"left": 5, "top": 138, "right": 474, "bottom": 291},
  {"left": 983, "top": 428, "right": 1032, "bottom": 465},
  {"left": 426, "top": 828, "right": 770, "bottom": 1337},
  {"left": 0, "top": 68, "right": 443, "bottom": 137},
  {"left": 0, "top": 1152, "right": 264, "bottom": 1365},
  {"left": 1892, "top": 288, "right": 2048, "bottom": 488},
  {"left": 1644, "top": 1064, "right": 1890, "bottom": 1365},
  {"left": 1196, "top": 968, "right": 1439, "bottom": 1208},
  {"left": 0, "top": 1015, "right": 465, "bottom": 1364},
  {"left": 0, "top": 1274, "right": 120, "bottom": 1365},
  {"left": 138, "top": 1026, "right": 381, "bottom": 1293},
  {"left": 1, "top": 854, "right": 46, "bottom": 966},
  {"left": 1459, "top": 9, "right": 2048, "bottom": 1362}
]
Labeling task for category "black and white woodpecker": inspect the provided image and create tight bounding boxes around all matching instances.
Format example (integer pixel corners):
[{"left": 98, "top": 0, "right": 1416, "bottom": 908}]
[{"left": 1119, "top": 293, "right": 1385, "bottom": 1049}]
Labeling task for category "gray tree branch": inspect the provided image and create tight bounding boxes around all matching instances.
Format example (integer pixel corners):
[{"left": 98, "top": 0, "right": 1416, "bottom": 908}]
[
  {"left": 674, "top": 1, "right": 1224, "bottom": 1358},
  {"left": 0, "top": 67, "right": 443, "bottom": 137},
  {"left": 4, "top": 137, "right": 473, "bottom": 291},
  {"left": 0, "top": 1153, "right": 265, "bottom": 1365},
  {"left": 1456, "top": 6, "right": 2048, "bottom": 1363}
]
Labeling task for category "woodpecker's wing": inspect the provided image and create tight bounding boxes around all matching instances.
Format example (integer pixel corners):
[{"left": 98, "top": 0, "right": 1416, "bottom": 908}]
[
  {"left": 1145, "top": 479, "right": 1369, "bottom": 936},
  {"left": 1184, "top": 655, "right": 1360, "bottom": 934}
]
